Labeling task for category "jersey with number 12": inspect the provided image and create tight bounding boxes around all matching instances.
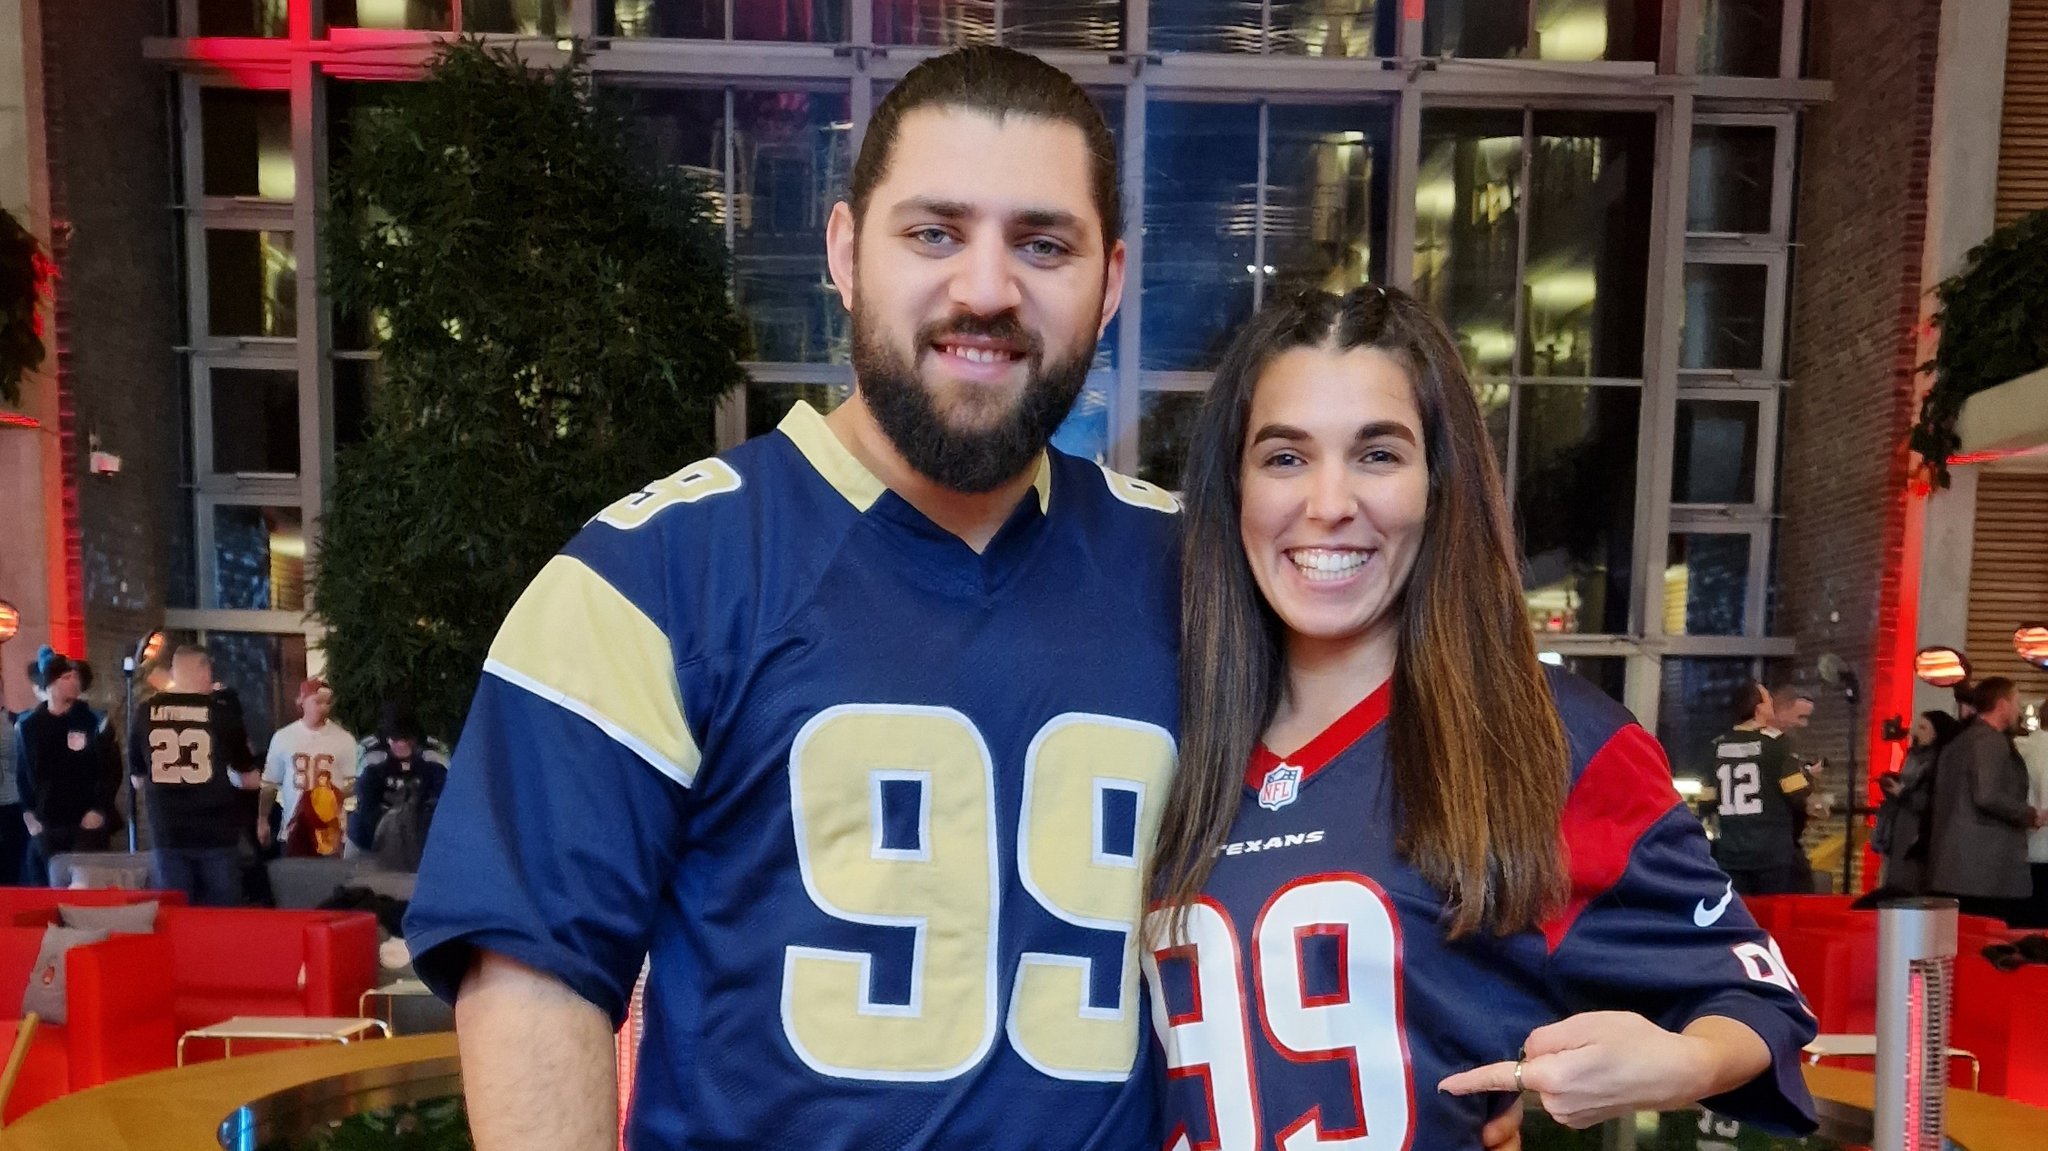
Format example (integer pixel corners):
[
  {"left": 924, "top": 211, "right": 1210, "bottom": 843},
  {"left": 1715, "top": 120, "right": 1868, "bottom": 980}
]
[{"left": 404, "top": 402, "right": 1184, "bottom": 1151}]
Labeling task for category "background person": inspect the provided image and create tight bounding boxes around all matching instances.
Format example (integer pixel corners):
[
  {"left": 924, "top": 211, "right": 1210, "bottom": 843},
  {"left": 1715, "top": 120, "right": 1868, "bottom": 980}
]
[
  {"left": 129, "top": 644, "right": 259, "bottom": 906},
  {"left": 1926, "top": 677, "right": 2046, "bottom": 922},
  {"left": 259, "top": 677, "right": 359, "bottom": 856}
]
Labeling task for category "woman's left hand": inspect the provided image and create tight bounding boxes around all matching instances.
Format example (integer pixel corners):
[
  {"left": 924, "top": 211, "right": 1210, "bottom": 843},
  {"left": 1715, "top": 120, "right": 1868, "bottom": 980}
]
[{"left": 1438, "top": 1011, "right": 1717, "bottom": 1129}]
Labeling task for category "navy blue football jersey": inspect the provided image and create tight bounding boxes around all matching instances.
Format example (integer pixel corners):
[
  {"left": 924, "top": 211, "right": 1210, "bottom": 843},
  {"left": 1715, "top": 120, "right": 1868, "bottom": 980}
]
[
  {"left": 1143, "top": 670, "right": 1818, "bottom": 1151},
  {"left": 405, "top": 403, "right": 1183, "bottom": 1150}
]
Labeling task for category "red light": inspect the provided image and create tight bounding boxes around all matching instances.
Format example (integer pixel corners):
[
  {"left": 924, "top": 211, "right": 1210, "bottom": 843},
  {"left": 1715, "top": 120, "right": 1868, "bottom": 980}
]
[
  {"left": 1914, "top": 646, "right": 1969, "bottom": 687},
  {"left": 0, "top": 601, "right": 17, "bottom": 644}
]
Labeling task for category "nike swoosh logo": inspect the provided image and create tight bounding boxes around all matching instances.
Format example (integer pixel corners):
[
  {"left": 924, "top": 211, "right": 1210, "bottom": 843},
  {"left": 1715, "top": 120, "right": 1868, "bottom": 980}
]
[{"left": 1694, "top": 881, "right": 1735, "bottom": 927}]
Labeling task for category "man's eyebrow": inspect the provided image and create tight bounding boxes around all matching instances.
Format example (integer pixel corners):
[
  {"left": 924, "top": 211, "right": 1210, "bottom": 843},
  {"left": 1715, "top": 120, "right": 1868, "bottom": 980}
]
[{"left": 889, "top": 199, "right": 1084, "bottom": 233}]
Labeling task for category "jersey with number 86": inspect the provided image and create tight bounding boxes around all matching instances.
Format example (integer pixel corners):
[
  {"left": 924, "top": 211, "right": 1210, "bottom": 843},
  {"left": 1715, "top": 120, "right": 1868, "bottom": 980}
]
[{"left": 405, "top": 403, "right": 1184, "bottom": 1151}]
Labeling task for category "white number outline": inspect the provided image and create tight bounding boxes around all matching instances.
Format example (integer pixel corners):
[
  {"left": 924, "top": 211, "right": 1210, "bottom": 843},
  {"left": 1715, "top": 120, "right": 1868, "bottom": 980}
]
[
  {"left": 1008, "top": 712, "right": 1176, "bottom": 1082},
  {"left": 1716, "top": 761, "right": 1763, "bottom": 816},
  {"left": 781, "top": 703, "right": 1002, "bottom": 1083}
]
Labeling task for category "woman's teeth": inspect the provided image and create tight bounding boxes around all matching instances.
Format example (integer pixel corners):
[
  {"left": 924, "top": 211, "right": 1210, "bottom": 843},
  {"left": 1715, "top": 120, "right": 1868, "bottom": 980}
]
[{"left": 1288, "top": 548, "right": 1368, "bottom": 582}]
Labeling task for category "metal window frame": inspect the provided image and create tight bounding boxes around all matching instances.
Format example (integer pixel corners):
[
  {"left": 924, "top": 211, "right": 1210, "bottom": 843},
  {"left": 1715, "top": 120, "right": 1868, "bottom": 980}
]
[
  {"left": 1669, "top": 381, "right": 1780, "bottom": 518},
  {"left": 193, "top": 493, "right": 308, "bottom": 614},
  {"left": 1685, "top": 110, "right": 1796, "bottom": 240},
  {"left": 1664, "top": 521, "right": 1772, "bottom": 638},
  {"left": 158, "top": 0, "right": 1823, "bottom": 729},
  {"left": 192, "top": 358, "right": 303, "bottom": 494},
  {"left": 1679, "top": 247, "right": 1789, "bottom": 379}
]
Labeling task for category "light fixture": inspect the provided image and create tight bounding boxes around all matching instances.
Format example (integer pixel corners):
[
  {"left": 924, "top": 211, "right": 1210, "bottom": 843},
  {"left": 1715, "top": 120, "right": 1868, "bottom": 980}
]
[
  {"left": 1913, "top": 646, "right": 1970, "bottom": 687},
  {"left": 0, "top": 600, "right": 17, "bottom": 645},
  {"left": 2016, "top": 624, "right": 2048, "bottom": 669}
]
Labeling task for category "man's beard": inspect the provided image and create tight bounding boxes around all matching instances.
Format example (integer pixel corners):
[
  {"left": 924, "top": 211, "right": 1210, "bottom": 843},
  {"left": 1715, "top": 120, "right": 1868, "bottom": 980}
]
[{"left": 852, "top": 299, "right": 1094, "bottom": 494}]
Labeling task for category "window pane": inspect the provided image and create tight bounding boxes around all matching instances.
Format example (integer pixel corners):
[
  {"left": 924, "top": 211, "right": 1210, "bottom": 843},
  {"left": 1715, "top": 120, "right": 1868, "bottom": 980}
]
[
  {"left": 1671, "top": 398, "right": 1758, "bottom": 504},
  {"left": 1666, "top": 533, "right": 1751, "bottom": 636},
  {"left": 1422, "top": 0, "right": 1529, "bottom": 57},
  {"left": 734, "top": 91, "right": 854, "bottom": 364},
  {"left": 736, "top": 0, "right": 843, "bottom": 39},
  {"left": 1531, "top": 0, "right": 1660, "bottom": 61},
  {"left": 746, "top": 382, "right": 853, "bottom": 441},
  {"left": 1518, "top": 384, "right": 1638, "bottom": 635},
  {"left": 1658, "top": 656, "right": 1757, "bottom": 777},
  {"left": 1138, "top": 391, "right": 1203, "bottom": 490},
  {"left": 210, "top": 368, "right": 300, "bottom": 475},
  {"left": 608, "top": 0, "right": 720, "bottom": 36},
  {"left": 201, "top": 89, "right": 293, "bottom": 201},
  {"left": 1680, "top": 262, "right": 1770, "bottom": 371},
  {"left": 325, "top": 0, "right": 453, "bottom": 30},
  {"left": 200, "top": 632, "right": 309, "bottom": 751},
  {"left": 1269, "top": 1, "right": 1393, "bottom": 57},
  {"left": 212, "top": 505, "right": 306, "bottom": 612},
  {"left": 1005, "top": 0, "right": 1122, "bottom": 49},
  {"left": 1699, "top": 0, "right": 1782, "bottom": 76},
  {"left": 206, "top": 230, "right": 298, "bottom": 339},
  {"left": 1150, "top": 0, "right": 1265, "bottom": 52},
  {"left": 334, "top": 359, "right": 379, "bottom": 449},
  {"left": 1051, "top": 381, "right": 1111, "bottom": 465},
  {"left": 1142, "top": 102, "right": 1258, "bottom": 372},
  {"left": 199, "top": 0, "right": 287, "bottom": 36},
  {"left": 878, "top": 0, "right": 996, "bottom": 44},
  {"left": 1523, "top": 111, "right": 1652, "bottom": 379},
  {"left": 1688, "top": 124, "right": 1776, "bottom": 235},
  {"left": 1414, "top": 110, "right": 1522, "bottom": 376},
  {"left": 621, "top": 86, "right": 727, "bottom": 178},
  {"left": 1540, "top": 653, "right": 1626, "bottom": 703},
  {"left": 464, "top": 0, "right": 570, "bottom": 34},
  {"left": 1264, "top": 104, "right": 1391, "bottom": 298}
]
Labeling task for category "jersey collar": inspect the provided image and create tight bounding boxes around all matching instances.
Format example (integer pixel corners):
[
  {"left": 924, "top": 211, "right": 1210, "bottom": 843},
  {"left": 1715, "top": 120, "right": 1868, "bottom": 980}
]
[
  {"left": 1246, "top": 678, "right": 1393, "bottom": 791},
  {"left": 776, "top": 401, "right": 1053, "bottom": 516}
]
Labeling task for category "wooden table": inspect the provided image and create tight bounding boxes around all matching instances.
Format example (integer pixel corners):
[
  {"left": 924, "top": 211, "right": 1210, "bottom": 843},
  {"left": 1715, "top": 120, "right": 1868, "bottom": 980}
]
[
  {"left": 4, "top": 1039, "right": 2045, "bottom": 1151},
  {"left": 0, "top": 1033, "right": 454, "bottom": 1151}
]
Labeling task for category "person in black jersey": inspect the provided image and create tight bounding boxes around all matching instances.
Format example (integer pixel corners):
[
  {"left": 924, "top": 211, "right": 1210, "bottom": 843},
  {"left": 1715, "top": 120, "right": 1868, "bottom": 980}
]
[
  {"left": 14, "top": 649, "right": 121, "bottom": 883},
  {"left": 1705, "top": 681, "right": 1811, "bottom": 895},
  {"left": 127, "top": 644, "right": 258, "bottom": 906}
]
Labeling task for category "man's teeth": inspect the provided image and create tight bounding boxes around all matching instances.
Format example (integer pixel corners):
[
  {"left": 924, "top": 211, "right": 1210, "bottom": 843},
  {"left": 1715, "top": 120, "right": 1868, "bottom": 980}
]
[
  {"left": 1288, "top": 549, "right": 1368, "bottom": 581},
  {"left": 942, "top": 345, "right": 1015, "bottom": 364}
]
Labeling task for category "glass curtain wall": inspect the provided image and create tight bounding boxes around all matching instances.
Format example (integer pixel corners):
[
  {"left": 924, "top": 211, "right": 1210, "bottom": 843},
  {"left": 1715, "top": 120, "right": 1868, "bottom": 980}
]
[{"left": 166, "top": 0, "right": 1809, "bottom": 742}]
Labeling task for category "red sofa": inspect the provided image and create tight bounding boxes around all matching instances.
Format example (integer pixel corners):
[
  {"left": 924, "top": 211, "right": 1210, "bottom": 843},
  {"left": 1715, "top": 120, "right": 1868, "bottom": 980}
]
[{"left": 0, "top": 925, "right": 178, "bottom": 1121}]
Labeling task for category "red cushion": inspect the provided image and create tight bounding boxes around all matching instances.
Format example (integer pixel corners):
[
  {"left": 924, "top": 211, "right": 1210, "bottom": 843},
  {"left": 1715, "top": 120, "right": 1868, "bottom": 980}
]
[
  {"left": 0, "top": 929, "right": 49, "bottom": 1017},
  {"left": 1, "top": 1021, "right": 70, "bottom": 1123},
  {"left": 161, "top": 909, "right": 309, "bottom": 996}
]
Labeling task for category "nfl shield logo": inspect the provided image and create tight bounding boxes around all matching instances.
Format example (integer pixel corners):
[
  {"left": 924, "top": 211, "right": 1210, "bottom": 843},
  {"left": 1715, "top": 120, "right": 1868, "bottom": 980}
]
[
  {"left": 66, "top": 731, "right": 87, "bottom": 752},
  {"left": 1258, "top": 763, "right": 1302, "bottom": 811}
]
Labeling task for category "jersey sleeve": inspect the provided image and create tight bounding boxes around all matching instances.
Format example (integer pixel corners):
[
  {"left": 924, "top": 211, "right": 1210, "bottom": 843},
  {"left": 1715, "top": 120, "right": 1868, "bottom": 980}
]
[
  {"left": 1543, "top": 724, "right": 1818, "bottom": 1134},
  {"left": 262, "top": 731, "right": 289, "bottom": 788},
  {"left": 1762, "top": 737, "right": 1807, "bottom": 797},
  {"left": 402, "top": 542, "right": 704, "bottom": 1026}
]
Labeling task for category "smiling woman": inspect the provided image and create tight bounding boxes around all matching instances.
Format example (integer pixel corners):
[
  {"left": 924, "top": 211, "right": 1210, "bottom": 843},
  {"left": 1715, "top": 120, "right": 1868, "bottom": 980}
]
[{"left": 1146, "top": 284, "right": 1819, "bottom": 1150}]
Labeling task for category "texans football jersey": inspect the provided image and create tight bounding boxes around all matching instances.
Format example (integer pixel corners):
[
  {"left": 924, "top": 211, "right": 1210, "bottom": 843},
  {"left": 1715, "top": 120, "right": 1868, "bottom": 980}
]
[
  {"left": 1143, "top": 670, "right": 1818, "bottom": 1151},
  {"left": 405, "top": 402, "right": 1183, "bottom": 1150}
]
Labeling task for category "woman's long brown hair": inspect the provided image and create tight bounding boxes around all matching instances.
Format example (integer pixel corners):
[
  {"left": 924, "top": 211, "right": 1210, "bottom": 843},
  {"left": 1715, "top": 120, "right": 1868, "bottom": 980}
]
[{"left": 1151, "top": 285, "right": 1570, "bottom": 941}]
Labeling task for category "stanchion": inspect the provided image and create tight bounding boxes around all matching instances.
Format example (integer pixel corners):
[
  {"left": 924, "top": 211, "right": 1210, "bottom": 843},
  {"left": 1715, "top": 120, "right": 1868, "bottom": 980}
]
[{"left": 1874, "top": 897, "right": 1957, "bottom": 1151}]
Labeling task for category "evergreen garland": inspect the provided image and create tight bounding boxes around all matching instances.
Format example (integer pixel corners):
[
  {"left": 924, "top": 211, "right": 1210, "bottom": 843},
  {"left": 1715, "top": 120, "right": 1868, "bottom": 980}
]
[
  {"left": 1910, "top": 209, "right": 2048, "bottom": 487},
  {"left": 316, "top": 40, "right": 749, "bottom": 738}
]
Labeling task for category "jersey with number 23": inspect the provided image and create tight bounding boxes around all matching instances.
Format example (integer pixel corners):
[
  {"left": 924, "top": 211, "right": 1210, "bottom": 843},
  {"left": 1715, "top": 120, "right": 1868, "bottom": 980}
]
[{"left": 405, "top": 402, "right": 1184, "bottom": 1150}]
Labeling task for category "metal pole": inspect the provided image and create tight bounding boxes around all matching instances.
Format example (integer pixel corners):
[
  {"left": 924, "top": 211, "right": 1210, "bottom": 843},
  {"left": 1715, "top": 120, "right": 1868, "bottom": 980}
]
[
  {"left": 1874, "top": 897, "right": 1957, "bottom": 1151},
  {"left": 122, "top": 657, "right": 138, "bottom": 853}
]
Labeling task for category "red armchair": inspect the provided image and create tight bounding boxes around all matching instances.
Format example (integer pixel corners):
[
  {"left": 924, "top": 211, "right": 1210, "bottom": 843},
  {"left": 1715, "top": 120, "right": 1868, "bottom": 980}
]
[
  {"left": 158, "top": 908, "right": 381, "bottom": 1038},
  {"left": 0, "top": 926, "right": 178, "bottom": 1121}
]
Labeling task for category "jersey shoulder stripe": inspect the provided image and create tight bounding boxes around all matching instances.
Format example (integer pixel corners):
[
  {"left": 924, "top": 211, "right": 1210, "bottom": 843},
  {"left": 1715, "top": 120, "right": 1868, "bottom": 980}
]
[{"left": 484, "top": 553, "right": 700, "bottom": 788}]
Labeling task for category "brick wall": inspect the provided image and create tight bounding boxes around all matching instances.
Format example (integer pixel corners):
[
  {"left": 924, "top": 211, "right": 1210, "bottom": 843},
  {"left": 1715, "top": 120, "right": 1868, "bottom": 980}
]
[
  {"left": 38, "top": 2, "right": 182, "bottom": 707},
  {"left": 1777, "top": 0, "right": 1944, "bottom": 852}
]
